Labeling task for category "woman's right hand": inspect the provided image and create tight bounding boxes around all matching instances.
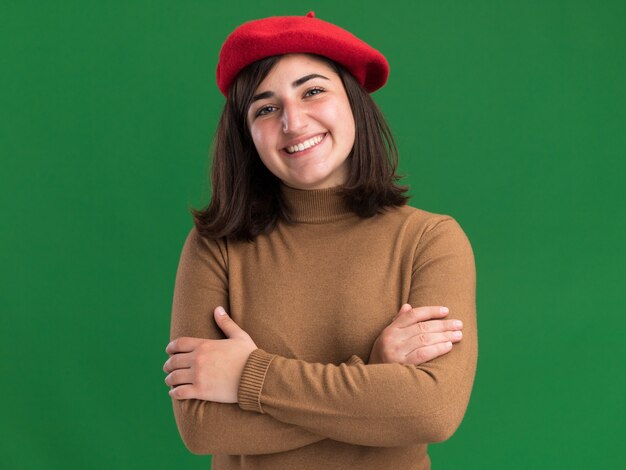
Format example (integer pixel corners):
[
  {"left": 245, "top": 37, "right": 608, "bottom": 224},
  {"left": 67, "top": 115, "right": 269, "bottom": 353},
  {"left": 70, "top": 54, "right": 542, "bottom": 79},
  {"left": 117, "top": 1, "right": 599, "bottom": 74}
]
[{"left": 367, "top": 304, "right": 463, "bottom": 365}]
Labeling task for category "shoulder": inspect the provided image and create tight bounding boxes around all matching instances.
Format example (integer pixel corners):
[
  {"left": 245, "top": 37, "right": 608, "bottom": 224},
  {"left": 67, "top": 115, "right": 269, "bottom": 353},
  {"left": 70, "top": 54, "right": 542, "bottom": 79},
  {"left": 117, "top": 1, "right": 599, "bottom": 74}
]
[
  {"left": 381, "top": 203, "right": 468, "bottom": 238},
  {"left": 180, "top": 226, "right": 229, "bottom": 268},
  {"left": 379, "top": 204, "right": 474, "bottom": 260}
]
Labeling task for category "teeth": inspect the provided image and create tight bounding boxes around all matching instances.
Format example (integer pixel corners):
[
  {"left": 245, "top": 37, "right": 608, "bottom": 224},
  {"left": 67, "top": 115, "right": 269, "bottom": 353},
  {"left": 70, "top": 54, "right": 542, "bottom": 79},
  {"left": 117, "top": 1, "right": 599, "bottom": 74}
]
[{"left": 286, "top": 134, "right": 324, "bottom": 154}]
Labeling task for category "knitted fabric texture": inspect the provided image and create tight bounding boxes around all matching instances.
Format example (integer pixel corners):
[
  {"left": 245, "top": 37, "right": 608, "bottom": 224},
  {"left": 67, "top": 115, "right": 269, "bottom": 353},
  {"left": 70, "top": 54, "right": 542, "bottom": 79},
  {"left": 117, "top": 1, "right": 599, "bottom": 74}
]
[
  {"left": 169, "top": 183, "right": 478, "bottom": 469},
  {"left": 216, "top": 12, "right": 389, "bottom": 96}
]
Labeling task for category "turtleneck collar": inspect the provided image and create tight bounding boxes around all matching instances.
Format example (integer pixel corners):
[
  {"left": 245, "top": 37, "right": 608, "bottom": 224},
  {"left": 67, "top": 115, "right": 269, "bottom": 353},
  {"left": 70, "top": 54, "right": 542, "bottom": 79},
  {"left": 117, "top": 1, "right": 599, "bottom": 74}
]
[{"left": 279, "top": 182, "right": 354, "bottom": 223}]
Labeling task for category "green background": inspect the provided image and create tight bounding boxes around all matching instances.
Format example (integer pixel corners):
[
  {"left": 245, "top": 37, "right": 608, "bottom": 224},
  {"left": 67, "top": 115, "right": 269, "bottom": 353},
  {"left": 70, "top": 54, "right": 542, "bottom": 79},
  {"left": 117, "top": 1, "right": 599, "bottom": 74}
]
[{"left": 2, "top": 1, "right": 624, "bottom": 468}]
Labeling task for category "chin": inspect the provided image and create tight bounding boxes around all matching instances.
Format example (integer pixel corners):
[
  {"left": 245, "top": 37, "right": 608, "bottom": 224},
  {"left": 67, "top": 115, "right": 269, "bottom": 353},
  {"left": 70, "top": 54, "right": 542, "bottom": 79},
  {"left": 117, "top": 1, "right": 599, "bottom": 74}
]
[
  {"left": 292, "top": 179, "right": 336, "bottom": 190},
  {"left": 280, "top": 162, "right": 348, "bottom": 190}
]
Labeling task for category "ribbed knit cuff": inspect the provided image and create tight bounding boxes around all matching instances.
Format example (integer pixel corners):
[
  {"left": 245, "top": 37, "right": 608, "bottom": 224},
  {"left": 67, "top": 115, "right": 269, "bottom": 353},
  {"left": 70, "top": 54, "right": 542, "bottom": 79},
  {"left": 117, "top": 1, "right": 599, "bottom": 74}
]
[
  {"left": 347, "top": 354, "right": 365, "bottom": 366},
  {"left": 237, "top": 348, "right": 277, "bottom": 414}
]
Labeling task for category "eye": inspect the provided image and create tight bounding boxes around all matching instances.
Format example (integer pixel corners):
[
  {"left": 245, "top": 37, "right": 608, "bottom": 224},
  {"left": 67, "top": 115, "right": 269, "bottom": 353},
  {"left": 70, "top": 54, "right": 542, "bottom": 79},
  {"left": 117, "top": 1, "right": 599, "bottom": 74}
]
[
  {"left": 255, "top": 105, "right": 277, "bottom": 117},
  {"left": 304, "top": 87, "right": 325, "bottom": 97}
]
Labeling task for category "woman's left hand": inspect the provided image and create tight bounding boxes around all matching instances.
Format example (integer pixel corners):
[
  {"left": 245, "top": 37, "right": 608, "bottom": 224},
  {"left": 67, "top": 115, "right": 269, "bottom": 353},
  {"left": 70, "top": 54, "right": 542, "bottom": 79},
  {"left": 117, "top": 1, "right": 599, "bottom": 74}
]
[{"left": 163, "top": 306, "right": 258, "bottom": 403}]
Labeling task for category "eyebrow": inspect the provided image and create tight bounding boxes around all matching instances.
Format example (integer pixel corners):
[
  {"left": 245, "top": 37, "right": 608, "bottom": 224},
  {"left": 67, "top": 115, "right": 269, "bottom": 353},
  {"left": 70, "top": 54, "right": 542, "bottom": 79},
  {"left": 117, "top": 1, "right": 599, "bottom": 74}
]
[{"left": 250, "top": 73, "right": 330, "bottom": 104}]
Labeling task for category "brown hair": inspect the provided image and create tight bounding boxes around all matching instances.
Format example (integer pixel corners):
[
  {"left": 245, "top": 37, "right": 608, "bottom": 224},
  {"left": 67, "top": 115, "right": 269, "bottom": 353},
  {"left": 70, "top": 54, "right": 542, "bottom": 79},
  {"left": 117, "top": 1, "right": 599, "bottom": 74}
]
[{"left": 191, "top": 54, "right": 410, "bottom": 242}]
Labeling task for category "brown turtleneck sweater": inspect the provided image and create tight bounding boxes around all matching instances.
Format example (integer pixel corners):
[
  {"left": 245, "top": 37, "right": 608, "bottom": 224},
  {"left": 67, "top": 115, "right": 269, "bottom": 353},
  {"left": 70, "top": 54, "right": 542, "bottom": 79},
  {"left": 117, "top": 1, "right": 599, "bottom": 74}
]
[{"left": 169, "top": 183, "right": 477, "bottom": 469}]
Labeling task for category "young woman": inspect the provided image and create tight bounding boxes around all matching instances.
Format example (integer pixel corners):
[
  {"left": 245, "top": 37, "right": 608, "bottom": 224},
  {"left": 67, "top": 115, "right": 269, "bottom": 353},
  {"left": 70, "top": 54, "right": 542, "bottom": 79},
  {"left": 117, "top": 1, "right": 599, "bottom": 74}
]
[{"left": 163, "top": 12, "right": 477, "bottom": 469}]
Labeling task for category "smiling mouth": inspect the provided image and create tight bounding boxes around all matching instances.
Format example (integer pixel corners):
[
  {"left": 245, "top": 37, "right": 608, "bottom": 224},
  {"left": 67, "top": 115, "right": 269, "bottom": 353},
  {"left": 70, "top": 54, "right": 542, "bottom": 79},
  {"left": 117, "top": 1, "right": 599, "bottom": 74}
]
[{"left": 284, "top": 133, "right": 327, "bottom": 155}]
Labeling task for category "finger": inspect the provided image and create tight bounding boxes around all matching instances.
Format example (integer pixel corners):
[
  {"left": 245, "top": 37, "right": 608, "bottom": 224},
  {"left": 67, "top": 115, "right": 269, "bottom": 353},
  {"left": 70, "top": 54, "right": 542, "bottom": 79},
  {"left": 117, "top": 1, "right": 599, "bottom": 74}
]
[
  {"left": 163, "top": 352, "right": 192, "bottom": 373},
  {"left": 214, "top": 306, "right": 247, "bottom": 340},
  {"left": 394, "top": 306, "right": 449, "bottom": 328},
  {"left": 404, "top": 341, "right": 453, "bottom": 365},
  {"left": 165, "top": 369, "right": 194, "bottom": 387},
  {"left": 404, "top": 319, "right": 464, "bottom": 335},
  {"left": 391, "top": 303, "right": 413, "bottom": 322},
  {"left": 405, "top": 331, "right": 463, "bottom": 348},
  {"left": 168, "top": 384, "right": 195, "bottom": 400},
  {"left": 166, "top": 337, "right": 197, "bottom": 355}
]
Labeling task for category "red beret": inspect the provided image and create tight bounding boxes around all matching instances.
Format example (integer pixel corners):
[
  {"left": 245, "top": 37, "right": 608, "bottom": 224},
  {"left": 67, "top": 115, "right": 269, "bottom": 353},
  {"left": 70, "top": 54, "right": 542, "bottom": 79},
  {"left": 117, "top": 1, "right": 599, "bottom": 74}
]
[{"left": 216, "top": 12, "right": 389, "bottom": 97}]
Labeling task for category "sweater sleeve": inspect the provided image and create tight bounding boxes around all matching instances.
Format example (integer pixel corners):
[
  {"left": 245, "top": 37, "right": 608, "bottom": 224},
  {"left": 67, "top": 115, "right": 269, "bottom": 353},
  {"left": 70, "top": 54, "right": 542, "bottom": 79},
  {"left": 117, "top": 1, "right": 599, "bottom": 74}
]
[
  {"left": 169, "top": 228, "right": 329, "bottom": 455},
  {"left": 237, "top": 216, "right": 478, "bottom": 447}
]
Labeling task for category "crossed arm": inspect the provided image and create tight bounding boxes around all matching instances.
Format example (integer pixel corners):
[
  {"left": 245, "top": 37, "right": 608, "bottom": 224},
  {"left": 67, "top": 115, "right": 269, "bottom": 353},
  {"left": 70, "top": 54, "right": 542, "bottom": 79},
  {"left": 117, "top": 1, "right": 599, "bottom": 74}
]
[{"left": 167, "top": 217, "right": 477, "bottom": 455}]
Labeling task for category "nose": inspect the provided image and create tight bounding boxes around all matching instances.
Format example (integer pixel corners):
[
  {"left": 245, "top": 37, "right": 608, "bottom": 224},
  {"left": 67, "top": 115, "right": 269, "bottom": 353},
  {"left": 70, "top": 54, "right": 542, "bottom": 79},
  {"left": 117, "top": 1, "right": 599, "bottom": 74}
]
[{"left": 281, "top": 101, "right": 307, "bottom": 134}]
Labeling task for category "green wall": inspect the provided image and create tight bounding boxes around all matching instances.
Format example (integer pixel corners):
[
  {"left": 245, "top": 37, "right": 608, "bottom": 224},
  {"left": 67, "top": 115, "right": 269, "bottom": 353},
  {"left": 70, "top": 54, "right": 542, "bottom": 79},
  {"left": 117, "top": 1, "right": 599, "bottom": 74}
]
[{"left": 2, "top": 1, "right": 624, "bottom": 468}]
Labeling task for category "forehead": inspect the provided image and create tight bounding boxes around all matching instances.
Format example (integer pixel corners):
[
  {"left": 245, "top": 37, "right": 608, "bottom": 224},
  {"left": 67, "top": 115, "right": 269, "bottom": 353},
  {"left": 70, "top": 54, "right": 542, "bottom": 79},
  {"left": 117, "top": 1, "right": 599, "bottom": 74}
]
[{"left": 255, "top": 53, "right": 339, "bottom": 89}]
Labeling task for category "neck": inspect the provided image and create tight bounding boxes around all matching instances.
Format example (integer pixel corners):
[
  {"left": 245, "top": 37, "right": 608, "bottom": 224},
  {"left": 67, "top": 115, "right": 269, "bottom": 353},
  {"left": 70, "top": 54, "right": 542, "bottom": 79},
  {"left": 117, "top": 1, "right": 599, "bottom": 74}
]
[{"left": 279, "top": 182, "right": 353, "bottom": 223}]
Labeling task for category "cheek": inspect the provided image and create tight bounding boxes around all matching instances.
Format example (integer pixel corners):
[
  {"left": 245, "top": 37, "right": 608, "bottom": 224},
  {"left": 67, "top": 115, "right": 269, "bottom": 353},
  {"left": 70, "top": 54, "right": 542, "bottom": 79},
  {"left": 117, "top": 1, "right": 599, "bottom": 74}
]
[
  {"left": 337, "top": 112, "right": 356, "bottom": 150},
  {"left": 324, "top": 101, "right": 355, "bottom": 141},
  {"left": 249, "top": 125, "right": 271, "bottom": 155},
  {"left": 249, "top": 126, "right": 281, "bottom": 173},
  {"left": 344, "top": 114, "right": 356, "bottom": 141}
]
